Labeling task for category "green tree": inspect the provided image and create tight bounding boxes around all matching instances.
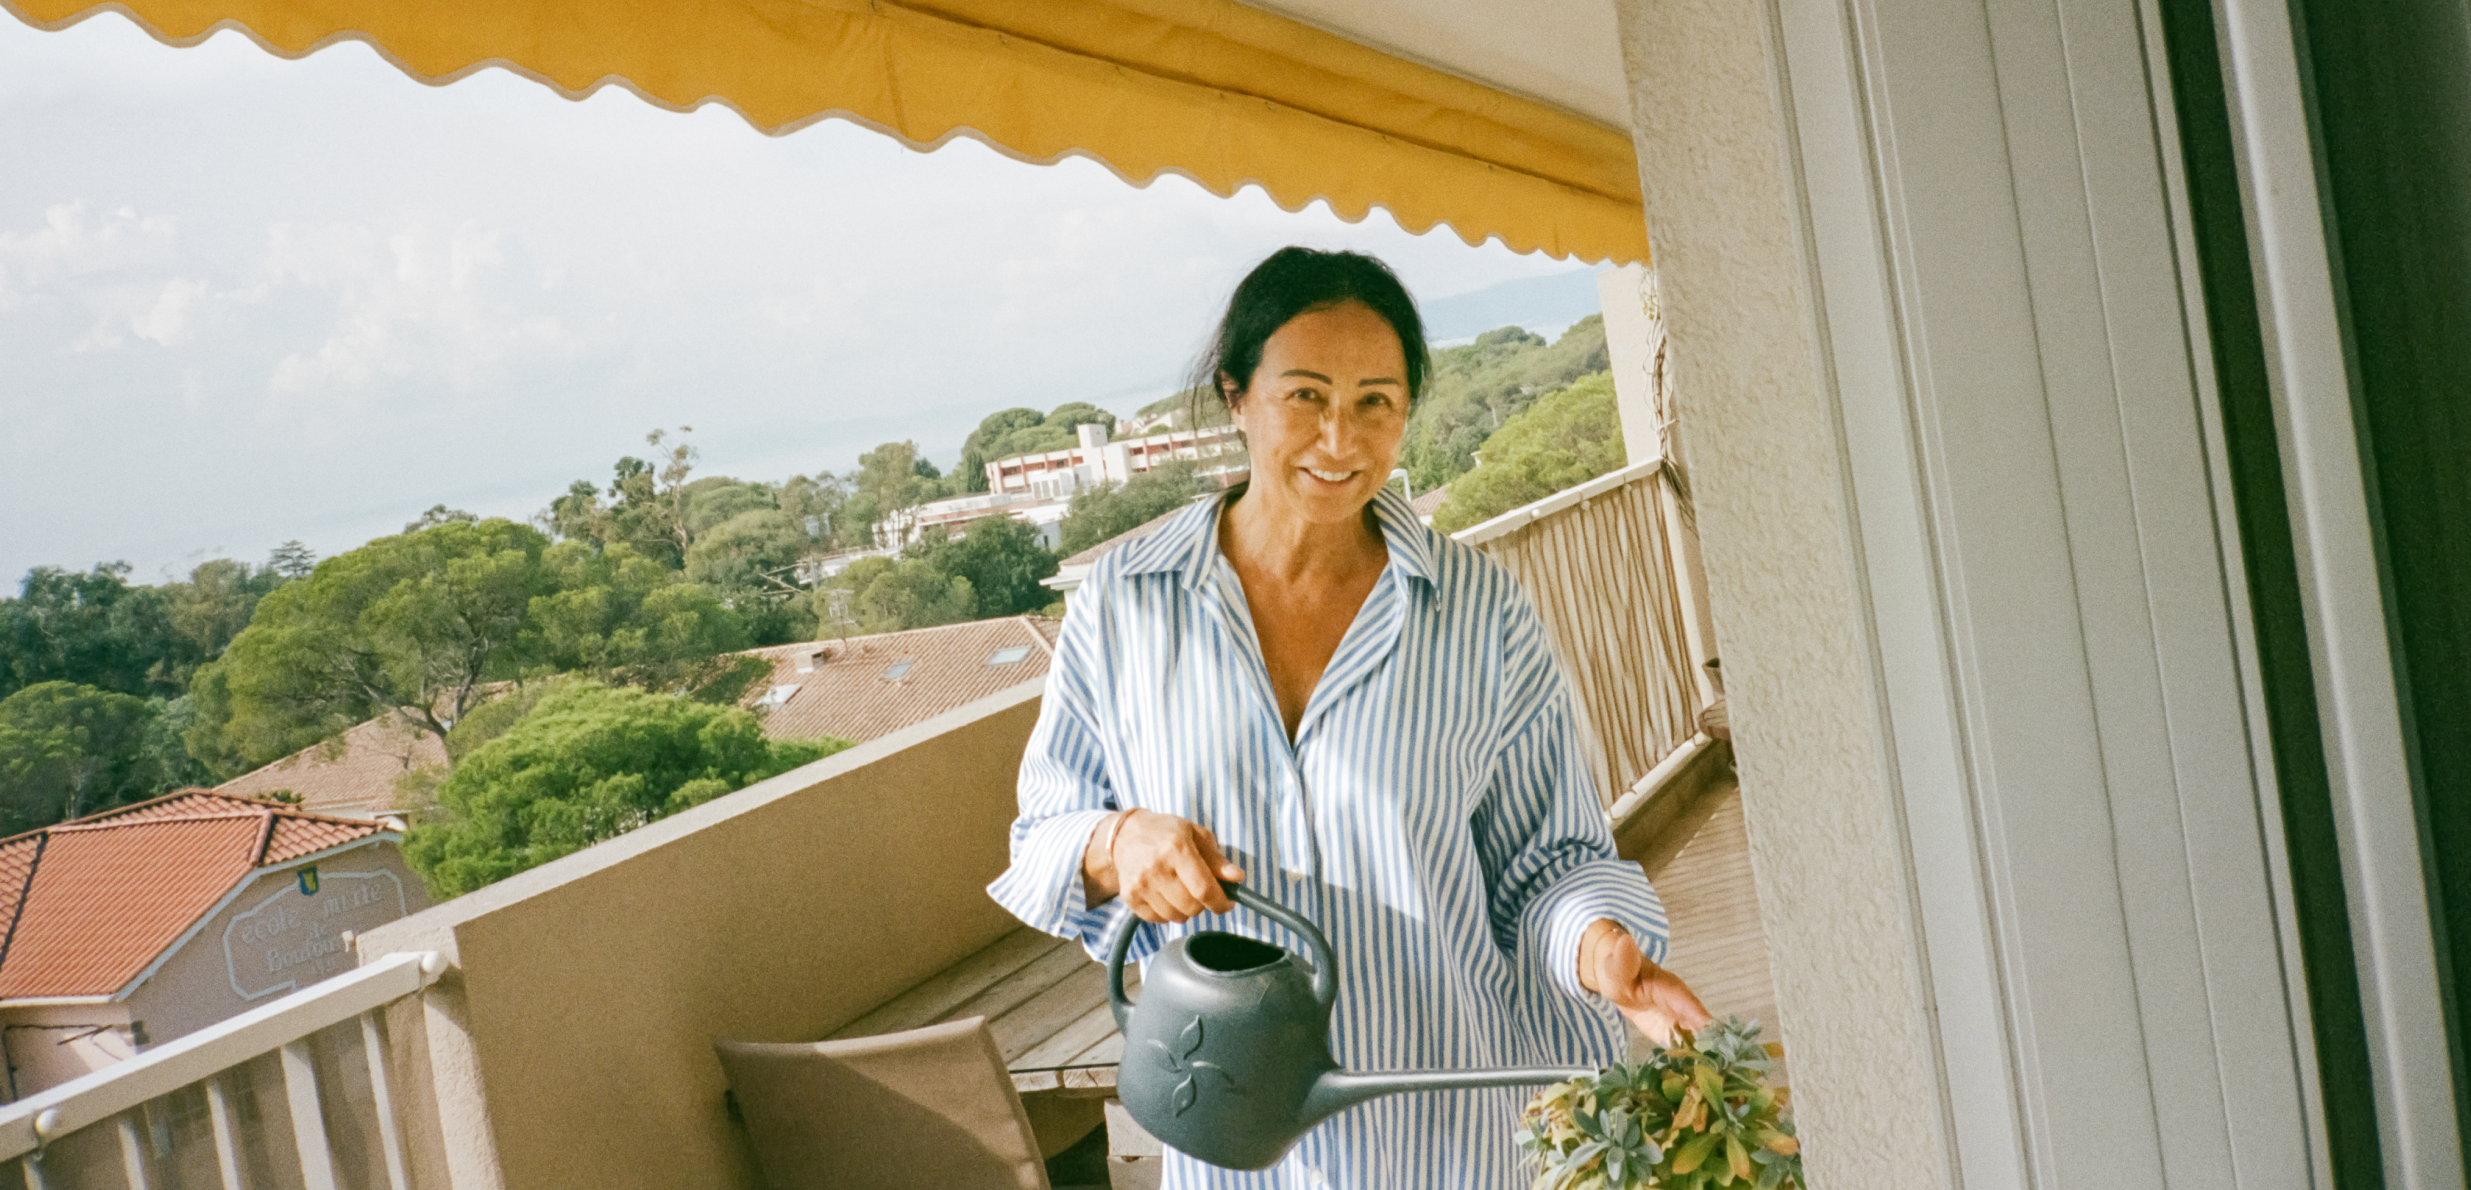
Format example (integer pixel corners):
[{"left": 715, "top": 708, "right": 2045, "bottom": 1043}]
[
  {"left": 775, "top": 473, "right": 853, "bottom": 549},
  {"left": 530, "top": 541, "right": 752, "bottom": 689},
  {"left": 2, "top": 557, "right": 289, "bottom": 703},
  {"left": 268, "top": 541, "right": 318, "bottom": 581},
  {"left": 543, "top": 478, "right": 611, "bottom": 546},
  {"left": 684, "top": 510, "right": 807, "bottom": 598},
  {"left": 189, "top": 519, "right": 558, "bottom": 772},
  {"left": 681, "top": 478, "right": 776, "bottom": 539},
  {"left": 1042, "top": 402, "right": 1116, "bottom": 438},
  {"left": 404, "top": 505, "right": 479, "bottom": 533},
  {"left": 683, "top": 510, "right": 813, "bottom": 646},
  {"left": 1429, "top": 372, "right": 1627, "bottom": 533},
  {"left": 817, "top": 557, "right": 975, "bottom": 635},
  {"left": 543, "top": 428, "right": 701, "bottom": 565},
  {"left": 957, "top": 403, "right": 1121, "bottom": 492},
  {"left": 158, "top": 559, "right": 288, "bottom": 690},
  {"left": 0, "top": 682, "right": 166, "bottom": 833},
  {"left": 402, "top": 682, "right": 844, "bottom": 897},
  {"left": 850, "top": 441, "right": 936, "bottom": 548},
  {"left": 959, "top": 407, "right": 1048, "bottom": 493},
  {"left": 1401, "top": 315, "right": 1610, "bottom": 492},
  {"left": 904, "top": 516, "right": 1059, "bottom": 619},
  {"left": 1057, "top": 462, "right": 1209, "bottom": 556},
  {"left": 0, "top": 563, "right": 179, "bottom": 699}
]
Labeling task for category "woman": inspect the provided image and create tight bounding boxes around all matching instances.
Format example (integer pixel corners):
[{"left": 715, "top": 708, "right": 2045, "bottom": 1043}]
[{"left": 988, "top": 248, "right": 1710, "bottom": 1188}]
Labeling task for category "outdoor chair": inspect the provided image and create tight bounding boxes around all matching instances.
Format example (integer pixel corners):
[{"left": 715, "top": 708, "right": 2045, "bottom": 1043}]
[{"left": 716, "top": 1016, "right": 1050, "bottom": 1190}]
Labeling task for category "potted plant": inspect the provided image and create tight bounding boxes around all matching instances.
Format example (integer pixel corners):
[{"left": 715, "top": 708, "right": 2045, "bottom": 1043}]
[{"left": 1518, "top": 1018, "right": 1803, "bottom": 1190}]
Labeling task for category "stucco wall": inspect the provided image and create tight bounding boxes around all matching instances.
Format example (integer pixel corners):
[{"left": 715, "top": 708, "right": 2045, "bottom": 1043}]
[
  {"left": 356, "top": 680, "right": 1045, "bottom": 1190},
  {"left": 1609, "top": 3, "right": 1953, "bottom": 1188},
  {"left": 127, "top": 842, "right": 430, "bottom": 1047}
]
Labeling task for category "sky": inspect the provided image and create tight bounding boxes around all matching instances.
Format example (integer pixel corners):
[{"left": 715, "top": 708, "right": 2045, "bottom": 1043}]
[{"left": 0, "top": 11, "right": 1599, "bottom": 585}]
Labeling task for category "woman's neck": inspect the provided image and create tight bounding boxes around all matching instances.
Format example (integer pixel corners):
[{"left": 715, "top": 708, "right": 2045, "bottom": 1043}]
[{"left": 1219, "top": 484, "right": 1388, "bottom": 586}]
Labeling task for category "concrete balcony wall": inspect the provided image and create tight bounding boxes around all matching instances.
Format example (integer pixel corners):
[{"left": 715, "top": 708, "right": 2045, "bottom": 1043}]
[{"left": 355, "top": 680, "right": 1046, "bottom": 1190}]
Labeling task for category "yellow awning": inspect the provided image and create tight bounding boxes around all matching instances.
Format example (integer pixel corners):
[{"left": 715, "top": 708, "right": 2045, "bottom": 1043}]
[{"left": 10, "top": 0, "right": 1648, "bottom": 263}]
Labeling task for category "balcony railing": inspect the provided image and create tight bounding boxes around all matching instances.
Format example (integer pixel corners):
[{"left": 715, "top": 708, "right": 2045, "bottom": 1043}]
[
  {"left": 1454, "top": 458, "right": 1714, "bottom": 809},
  {"left": 3, "top": 949, "right": 443, "bottom": 1190},
  {"left": 11, "top": 460, "right": 1726, "bottom": 1190}
]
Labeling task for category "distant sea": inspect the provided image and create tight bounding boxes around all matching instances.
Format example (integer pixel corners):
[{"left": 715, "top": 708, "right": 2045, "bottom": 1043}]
[{"left": 1421, "top": 268, "right": 1606, "bottom": 344}]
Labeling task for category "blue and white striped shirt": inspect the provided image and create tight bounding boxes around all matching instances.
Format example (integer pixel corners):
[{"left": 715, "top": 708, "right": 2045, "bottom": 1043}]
[{"left": 987, "top": 484, "right": 1670, "bottom": 1189}]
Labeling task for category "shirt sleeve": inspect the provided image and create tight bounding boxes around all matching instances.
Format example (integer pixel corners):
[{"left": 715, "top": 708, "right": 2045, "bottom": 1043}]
[
  {"left": 983, "top": 590, "right": 1152, "bottom": 962},
  {"left": 1472, "top": 596, "right": 1673, "bottom": 1017}
]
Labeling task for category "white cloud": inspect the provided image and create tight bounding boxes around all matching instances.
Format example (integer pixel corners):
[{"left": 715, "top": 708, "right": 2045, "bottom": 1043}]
[
  {"left": 262, "top": 220, "right": 574, "bottom": 395},
  {"left": 0, "top": 201, "right": 179, "bottom": 317},
  {"left": 131, "top": 276, "right": 207, "bottom": 346}
]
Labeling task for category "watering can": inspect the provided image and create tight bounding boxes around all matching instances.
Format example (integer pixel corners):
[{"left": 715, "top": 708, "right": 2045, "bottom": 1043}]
[{"left": 1105, "top": 883, "right": 1592, "bottom": 1170}]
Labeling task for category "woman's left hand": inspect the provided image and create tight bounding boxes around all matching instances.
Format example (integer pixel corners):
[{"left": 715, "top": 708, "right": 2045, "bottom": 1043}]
[{"left": 1579, "top": 919, "right": 1715, "bottom": 1048}]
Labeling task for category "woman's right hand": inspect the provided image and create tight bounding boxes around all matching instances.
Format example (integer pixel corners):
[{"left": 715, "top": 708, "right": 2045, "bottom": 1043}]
[{"left": 1083, "top": 808, "right": 1247, "bottom": 923}]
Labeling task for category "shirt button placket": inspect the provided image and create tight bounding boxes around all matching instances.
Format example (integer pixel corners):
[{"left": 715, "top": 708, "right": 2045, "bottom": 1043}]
[{"left": 1277, "top": 761, "right": 1316, "bottom": 881}]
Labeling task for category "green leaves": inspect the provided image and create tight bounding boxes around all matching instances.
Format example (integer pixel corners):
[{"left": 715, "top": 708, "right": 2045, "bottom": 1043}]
[
  {"left": 0, "top": 682, "right": 166, "bottom": 831},
  {"left": 816, "top": 556, "right": 976, "bottom": 636},
  {"left": 1429, "top": 371, "right": 1628, "bottom": 534},
  {"left": 205, "top": 518, "right": 558, "bottom": 769},
  {"left": 1056, "top": 461, "right": 1209, "bottom": 557},
  {"left": 901, "top": 516, "right": 1059, "bottom": 619},
  {"left": 1518, "top": 1018, "right": 1802, "bottom": 1190},
  {"left": 1400, "top": 314, "right": 1611, "bottom": 496},
  {"left": 401, "top": 681, "right": 846, "bottom": 897}
]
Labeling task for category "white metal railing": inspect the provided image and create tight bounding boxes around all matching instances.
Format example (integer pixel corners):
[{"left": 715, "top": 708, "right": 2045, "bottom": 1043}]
[{"left": 2, "top": 950, "right": 445, "bottom": 1190}]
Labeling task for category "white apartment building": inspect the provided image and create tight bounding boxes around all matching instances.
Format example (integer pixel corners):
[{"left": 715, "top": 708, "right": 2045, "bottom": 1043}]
[{"left": 983, "top": 421, "right": 1242, "bottom": 499}]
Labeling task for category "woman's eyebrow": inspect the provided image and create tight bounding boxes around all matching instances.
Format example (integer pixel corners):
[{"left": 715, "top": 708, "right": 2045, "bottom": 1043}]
[
  {"left": 1357, "top": 376, "right": 1403, "bottom": 388},
  {"left": 1279, "top": 369, "right": 1333, "bottom": 383}
]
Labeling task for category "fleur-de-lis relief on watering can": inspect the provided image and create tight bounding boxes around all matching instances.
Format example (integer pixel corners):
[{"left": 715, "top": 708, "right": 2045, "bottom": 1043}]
[{"left": 1106, "top": 883, "right": 1593, "bottom": 1171}]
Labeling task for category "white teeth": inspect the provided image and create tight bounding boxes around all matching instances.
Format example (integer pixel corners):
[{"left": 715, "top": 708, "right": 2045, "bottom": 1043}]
[{"left": 1307, "top": 469, "right": 1354, "bottom": 482}]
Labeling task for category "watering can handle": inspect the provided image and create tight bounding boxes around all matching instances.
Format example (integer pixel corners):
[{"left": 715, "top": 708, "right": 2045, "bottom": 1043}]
[{"left": 1106, "top": 881, "right": 1343, "bottom": 1031}]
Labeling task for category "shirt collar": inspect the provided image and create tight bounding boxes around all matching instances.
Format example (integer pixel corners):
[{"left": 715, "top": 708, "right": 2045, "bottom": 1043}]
[{"left": 1113, "top": 481, "right": 1438, "bottom": 591}]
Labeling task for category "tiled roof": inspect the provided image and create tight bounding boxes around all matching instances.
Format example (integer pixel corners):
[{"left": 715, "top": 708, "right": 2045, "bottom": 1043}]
[
  {"left": 736, "top": 616, "right": 1059, "bottom": 745},
  {"left": 0, "top": 791, "right": 389, "bottom": 1001},
  {"left": 1409, "top": 485, "right": 1451, "bottom": 522},
  {"left": 215, "top": 713, "right": 446, "bottom": 817}
]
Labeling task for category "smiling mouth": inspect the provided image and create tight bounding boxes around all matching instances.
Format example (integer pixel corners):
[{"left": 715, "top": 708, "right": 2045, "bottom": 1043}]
[{"left": 1305, "top": 468, "right": 1357, "bottom": 483}]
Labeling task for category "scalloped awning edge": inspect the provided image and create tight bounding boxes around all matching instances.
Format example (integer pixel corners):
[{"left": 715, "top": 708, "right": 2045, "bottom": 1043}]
[{"left": 7, "top": 0, "right": 1650, "bottom": 263}]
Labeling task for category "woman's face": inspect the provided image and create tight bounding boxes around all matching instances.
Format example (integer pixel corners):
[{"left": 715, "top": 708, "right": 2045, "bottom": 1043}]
[{"left": 1227, "top": 300, "right": 1410, "bottom": 529}]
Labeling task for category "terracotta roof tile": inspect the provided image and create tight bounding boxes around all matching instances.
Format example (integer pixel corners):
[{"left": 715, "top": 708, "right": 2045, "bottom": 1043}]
[
  {"left": 738, "top": 616, "right": 1058, "bottom": 745},
  {"left": 263, "top": 816, "right": 377, "bottom": 864},
  {"left": 0, "top": 791, "right": 388, "bottom": 1001},
  {"left": 0, "top": 836, "right": 41, "bottom": 947},
  {"left": 216, "top": 715, "right": 445, "bottom": 817},
  {"left": 0, "top": 817, "right": 264, "bottom": 999}
]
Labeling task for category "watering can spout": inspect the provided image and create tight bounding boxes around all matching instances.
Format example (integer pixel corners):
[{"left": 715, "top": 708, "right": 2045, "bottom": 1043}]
[{"left": 1302, "top": 1065, "right": 1597, "bottom": 1131}]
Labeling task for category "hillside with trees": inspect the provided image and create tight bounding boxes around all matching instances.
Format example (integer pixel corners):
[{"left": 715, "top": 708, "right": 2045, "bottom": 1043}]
[{"left": 0, "top": 315, "right": 1622, "bottom": 870}]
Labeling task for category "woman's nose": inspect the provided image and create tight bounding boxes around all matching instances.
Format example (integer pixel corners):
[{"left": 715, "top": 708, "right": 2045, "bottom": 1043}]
[{"left": 1318, "top": 405, "right": 1356, "bottom": 456}]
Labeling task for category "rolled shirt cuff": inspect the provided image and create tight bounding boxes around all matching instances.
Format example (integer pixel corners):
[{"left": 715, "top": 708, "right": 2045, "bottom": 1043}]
[
  {"left": 1531, "top": 859, "right": 1673, "bottom": 1005},
  {"left": 985, "top": 808, "right": 1158, "bottom": 962}
]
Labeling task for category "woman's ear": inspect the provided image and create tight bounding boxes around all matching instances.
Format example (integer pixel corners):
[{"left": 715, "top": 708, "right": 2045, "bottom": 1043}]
[{"left": 1220, "top": 374, "right": 1245, "bottom": 415}]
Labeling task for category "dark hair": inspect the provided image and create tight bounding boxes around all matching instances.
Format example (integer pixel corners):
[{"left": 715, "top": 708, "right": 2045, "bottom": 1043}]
[{"left": 1188, "top": 248, "right": 1431, "bottom": 429}]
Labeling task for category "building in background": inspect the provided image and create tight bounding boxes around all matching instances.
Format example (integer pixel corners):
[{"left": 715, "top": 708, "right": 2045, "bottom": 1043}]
[
  {"left": 0, "top": 792, "right": 428, "bottom": 1099},
  {"left": 736, "top": 616, "right": 1060, "bottom": 743},
  {"left": 215, "top": 716, "right": 437, "bottom": 823},
  {"left": 984, "top": 421, "right": 1242, "bottom": 499}
]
